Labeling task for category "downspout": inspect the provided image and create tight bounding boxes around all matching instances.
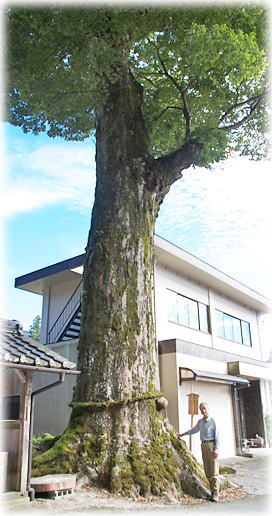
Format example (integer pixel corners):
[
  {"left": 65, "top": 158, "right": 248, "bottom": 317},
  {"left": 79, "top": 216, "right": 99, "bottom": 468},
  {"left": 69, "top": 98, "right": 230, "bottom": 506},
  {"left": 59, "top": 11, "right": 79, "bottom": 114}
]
[{"left": 27, "top": 372, "right": 66, "bottom": 501}]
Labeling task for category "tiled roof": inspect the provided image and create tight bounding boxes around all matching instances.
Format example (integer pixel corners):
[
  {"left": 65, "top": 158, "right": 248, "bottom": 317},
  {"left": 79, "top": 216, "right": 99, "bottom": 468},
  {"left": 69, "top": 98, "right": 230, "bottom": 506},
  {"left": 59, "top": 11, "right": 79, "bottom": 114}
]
[{"left": 0, "top": 331, "right": 76, "bottom": 370}]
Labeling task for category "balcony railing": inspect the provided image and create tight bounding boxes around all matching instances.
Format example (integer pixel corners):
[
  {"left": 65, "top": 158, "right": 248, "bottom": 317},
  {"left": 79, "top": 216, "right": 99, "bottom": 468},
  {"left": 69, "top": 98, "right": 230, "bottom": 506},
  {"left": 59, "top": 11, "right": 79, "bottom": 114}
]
[{"left": 48, "top": 279, "right": 83, "bottom": 344}]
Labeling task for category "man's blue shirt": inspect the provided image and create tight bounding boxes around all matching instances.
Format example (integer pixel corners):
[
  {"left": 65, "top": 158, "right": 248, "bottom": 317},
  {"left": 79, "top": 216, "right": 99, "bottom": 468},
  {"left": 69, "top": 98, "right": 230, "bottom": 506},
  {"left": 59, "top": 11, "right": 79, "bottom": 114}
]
[{"left": 183, "top": 416, "right": 220, "bottom": 451}]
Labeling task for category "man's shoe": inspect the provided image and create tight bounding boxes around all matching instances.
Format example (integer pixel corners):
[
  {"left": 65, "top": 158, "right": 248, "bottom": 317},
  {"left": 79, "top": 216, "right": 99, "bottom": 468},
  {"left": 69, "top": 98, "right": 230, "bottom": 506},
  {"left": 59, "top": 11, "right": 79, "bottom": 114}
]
[{"left": 210, "top": 491, "right": 219, "bottom": 502}]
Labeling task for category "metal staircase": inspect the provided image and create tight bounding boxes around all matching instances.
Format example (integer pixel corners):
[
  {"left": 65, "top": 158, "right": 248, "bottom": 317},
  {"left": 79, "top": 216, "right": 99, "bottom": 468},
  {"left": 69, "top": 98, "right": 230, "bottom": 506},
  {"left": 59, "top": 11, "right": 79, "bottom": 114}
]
[
  {"left": 48, "top": 280, "right": 83, "bottom": 344},
  {"left": 61, "top": 306, "right": 82, "bottom": 341}
]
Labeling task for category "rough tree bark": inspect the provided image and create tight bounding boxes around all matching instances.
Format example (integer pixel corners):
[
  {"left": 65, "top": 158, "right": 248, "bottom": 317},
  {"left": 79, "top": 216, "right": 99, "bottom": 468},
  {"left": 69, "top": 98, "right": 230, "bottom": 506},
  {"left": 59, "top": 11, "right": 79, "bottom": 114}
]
[{"left": 32, "top": 66, "right": 208, "bottom": 500}]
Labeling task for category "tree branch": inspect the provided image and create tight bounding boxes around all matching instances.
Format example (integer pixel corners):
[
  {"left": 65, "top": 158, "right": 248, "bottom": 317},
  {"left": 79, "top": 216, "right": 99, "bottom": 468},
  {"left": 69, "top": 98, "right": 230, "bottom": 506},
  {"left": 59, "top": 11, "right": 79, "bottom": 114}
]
[
  {"left": 150, "top": 40, "right": 191, "bottom": 139},
  {"left": 181, "top": 91, "right": 190, "bottom": 140},
  {"left": 219, "top": 90, "right": 267, "bottom": 124},
  {"left": 150, "top": 39, "right": 182, "bottom": 92},
  {"left": 219, "top": 96, "right": 264, "bottom": 131},
  {"left": 145, "top": 140, "right": 203, "bottom": 197},
  {"left": 151, "top": 105, "right": 183, "bottom": 124},
  {"left": 157, "top": 140, "right": 203, "bottom": 178}
]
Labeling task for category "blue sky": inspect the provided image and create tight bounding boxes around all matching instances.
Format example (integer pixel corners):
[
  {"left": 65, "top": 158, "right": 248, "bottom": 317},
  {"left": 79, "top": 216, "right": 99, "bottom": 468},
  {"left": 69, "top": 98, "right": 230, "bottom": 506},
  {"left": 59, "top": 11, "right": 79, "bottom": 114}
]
[{"left": 2, "top": 123, "right": 272, "bottom": 345}]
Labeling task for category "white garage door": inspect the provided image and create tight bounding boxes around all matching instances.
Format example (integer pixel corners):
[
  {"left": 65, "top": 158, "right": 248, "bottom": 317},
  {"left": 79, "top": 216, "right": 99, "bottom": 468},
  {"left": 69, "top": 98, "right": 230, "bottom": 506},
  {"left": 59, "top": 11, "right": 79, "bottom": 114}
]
[{"left": 179, "top": 380, "right": 236, "bottom": 461}]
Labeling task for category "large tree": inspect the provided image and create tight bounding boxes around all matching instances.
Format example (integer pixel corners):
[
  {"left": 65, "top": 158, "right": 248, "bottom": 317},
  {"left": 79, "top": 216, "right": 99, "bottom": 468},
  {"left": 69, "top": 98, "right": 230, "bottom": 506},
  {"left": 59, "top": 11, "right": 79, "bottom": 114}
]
[{"left": 6, "top": 4, "right": 268, "bottom": 500}]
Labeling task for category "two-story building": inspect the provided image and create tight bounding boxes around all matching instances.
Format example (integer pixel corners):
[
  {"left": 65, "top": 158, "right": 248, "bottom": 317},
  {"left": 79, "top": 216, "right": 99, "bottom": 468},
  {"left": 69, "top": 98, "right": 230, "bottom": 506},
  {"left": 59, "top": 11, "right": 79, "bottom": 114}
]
[{"left": 14, "top": 235, "right": 272, "bottom": 462}]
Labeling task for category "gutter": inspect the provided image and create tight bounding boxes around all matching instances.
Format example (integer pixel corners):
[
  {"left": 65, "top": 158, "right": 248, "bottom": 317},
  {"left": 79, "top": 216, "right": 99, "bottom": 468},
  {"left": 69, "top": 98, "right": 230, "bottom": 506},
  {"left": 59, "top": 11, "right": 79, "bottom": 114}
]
[{"left": 1, "top": 362, "right": 80, "bottom": 374}]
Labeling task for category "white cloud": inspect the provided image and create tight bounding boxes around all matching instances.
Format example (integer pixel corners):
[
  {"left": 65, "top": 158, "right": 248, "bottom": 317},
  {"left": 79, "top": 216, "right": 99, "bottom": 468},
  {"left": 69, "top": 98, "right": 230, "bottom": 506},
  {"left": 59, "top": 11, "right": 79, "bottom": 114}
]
[
  {"left": 156, "top": 157, "right": 272, "bottom": 296},
  {"left": 3, "top": 142, "right": 96, "bottom": 217}
]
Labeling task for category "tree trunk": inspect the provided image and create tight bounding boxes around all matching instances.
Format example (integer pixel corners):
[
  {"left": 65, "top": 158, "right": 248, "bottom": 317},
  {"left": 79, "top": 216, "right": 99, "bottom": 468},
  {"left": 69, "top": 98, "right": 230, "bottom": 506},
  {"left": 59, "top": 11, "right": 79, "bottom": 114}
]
[
  {"left": 74, "top": 70, "right": 159, "bottom": 406},
  {"left": 32, "top": 67, "right": 209, "bottom": 500}
]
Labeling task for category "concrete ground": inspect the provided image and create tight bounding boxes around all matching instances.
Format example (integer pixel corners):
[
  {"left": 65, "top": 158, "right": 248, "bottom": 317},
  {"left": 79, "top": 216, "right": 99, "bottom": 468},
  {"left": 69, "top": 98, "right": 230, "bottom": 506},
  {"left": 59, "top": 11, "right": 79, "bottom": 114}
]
[
  {"left": 3, "top": 448, "right": 272, "bottom": 515},
  {"left": 219, "top": 447, "right": 272, "bottom": 497}
]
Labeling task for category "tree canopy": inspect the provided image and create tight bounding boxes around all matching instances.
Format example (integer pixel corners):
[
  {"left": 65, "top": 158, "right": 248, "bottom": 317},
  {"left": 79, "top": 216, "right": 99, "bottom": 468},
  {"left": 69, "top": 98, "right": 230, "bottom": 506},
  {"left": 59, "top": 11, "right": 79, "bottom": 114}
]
[
  {"left": 6, "top": 5, "right": 268, "bottom": 166},
  {"left": 28, "top": 314, "right": 41, "bottom": 341}
]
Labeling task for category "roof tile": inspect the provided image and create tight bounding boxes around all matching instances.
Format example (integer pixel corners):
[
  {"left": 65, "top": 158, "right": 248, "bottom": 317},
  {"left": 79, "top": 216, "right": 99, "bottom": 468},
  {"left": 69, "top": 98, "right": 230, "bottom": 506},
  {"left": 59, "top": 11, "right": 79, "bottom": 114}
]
[{"left": 0, "top": 332, "right": 76, "bottom": 371}]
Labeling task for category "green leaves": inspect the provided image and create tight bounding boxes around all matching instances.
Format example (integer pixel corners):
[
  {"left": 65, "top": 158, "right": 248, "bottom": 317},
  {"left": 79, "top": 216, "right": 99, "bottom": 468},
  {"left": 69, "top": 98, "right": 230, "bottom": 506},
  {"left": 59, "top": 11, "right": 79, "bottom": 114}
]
[
  {"left": 5, "top": 6, "right": 268, "bottom": 163},
  {"left": 132, "top": 17, "right": 267, "bottom": 162},
  {"left": 28, "top": 314, "right": 41, "bottom": 341}
]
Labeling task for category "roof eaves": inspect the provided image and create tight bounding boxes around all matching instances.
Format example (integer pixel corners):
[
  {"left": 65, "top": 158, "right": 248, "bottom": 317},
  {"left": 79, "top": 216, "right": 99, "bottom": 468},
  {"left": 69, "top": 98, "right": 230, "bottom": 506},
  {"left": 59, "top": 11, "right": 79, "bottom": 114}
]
[{"left": 15, "top": 254, "right": 85, "bottom": 288}]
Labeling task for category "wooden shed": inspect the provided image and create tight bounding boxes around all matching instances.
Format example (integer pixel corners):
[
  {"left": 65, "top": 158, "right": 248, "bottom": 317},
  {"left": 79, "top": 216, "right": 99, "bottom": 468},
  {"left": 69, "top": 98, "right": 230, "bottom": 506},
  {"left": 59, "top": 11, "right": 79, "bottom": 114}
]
[{"left": 0, "top": 321, "right": 80, "bottom": 504}]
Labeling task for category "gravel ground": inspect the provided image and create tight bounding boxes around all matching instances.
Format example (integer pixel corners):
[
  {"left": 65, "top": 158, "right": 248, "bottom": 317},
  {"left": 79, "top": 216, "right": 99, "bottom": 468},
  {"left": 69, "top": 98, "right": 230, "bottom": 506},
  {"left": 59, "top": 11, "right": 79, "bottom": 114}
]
[
  {"left": 6, "top": 449, "right": 272, "bottom": 515},
  {"left": 7, "top": 485, "right": 250, "bottom": 515}
]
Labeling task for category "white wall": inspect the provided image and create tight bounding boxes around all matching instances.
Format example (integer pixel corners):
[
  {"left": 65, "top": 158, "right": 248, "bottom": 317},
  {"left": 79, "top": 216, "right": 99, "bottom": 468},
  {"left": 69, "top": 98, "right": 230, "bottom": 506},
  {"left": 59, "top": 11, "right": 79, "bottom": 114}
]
[
  {"left": 159, "top": 352, "right": 179, "bottom": 430},
  {"left": 260, "top": 380, "right": 272, "bottom": 417},
  {"left": 40, "top": 287, "right": 50, "bottom": 344},
  {"left": 32, "top": 340, "right": 78, "bottom": 436},
  {"left": 48, "top": 279, "right": 82, "bottom": 329},
  {"left": 40, "top": 278, "right": 82, "bottom": 344},
  {"left": 155, "top": 264, "right": 262, "bottom": 360}
]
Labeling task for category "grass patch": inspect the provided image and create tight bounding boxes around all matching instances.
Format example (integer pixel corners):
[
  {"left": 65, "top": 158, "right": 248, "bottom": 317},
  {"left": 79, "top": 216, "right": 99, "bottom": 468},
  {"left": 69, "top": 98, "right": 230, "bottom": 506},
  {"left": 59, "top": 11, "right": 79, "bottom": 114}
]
[{"left": 219, "top": 465, "right": 237, "bottom": 475}]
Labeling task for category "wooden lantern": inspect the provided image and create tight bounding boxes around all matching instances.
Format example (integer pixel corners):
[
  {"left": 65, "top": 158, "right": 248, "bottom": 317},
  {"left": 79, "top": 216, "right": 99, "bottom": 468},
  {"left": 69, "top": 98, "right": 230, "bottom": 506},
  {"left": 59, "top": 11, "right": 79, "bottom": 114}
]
[{"left": 187, "top": 393, "right": 199, "bottom": 415}]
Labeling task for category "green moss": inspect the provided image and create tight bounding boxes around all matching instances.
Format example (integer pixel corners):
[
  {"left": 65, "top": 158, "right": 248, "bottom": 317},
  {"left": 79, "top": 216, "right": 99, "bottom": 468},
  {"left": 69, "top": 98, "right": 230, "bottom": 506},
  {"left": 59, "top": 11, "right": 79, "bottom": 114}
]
[
  {"left": 32, "top": 433, "right": 59, "bottom": 458},
  {"left": 126, "top": 435, "right": 180, "bottom": 496},
  {"left": 219, "top": 465, "right": 237, "bottom": 475},
  {"left": 32, "top": 432, "right": 55, "bottom": 448},
  {"left": 32, "top": 420, "right": 86, "bottom": 476},
  {"left": 104, "top": 403, "right": 207, "bottom": 499},
  {"left": 70, "top": 391, "right": 164, "bottom": 410}
]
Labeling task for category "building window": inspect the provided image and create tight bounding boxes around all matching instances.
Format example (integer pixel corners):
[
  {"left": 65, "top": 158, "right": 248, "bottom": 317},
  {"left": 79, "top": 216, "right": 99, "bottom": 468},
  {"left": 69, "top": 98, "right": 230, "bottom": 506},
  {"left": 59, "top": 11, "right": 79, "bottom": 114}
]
[
  {"left": 168, "top": 290, "right": 209, "bottom": 333},
  {"left": 215, "top": 309, "right": 251, "bottom": 346}
]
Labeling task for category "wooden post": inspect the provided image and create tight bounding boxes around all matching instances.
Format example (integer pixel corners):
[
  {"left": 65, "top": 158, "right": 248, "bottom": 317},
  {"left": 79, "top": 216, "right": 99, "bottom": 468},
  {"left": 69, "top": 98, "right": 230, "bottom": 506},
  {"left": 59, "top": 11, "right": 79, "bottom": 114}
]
[
  {"left": 189, "top": 415, "right": 194, "bottom": 451},
  {"left": 187, "top": 393, "right": 199, "bottom": 452},
  {"left": 19, "top": 371, "right": 33, "bottom": 495}
]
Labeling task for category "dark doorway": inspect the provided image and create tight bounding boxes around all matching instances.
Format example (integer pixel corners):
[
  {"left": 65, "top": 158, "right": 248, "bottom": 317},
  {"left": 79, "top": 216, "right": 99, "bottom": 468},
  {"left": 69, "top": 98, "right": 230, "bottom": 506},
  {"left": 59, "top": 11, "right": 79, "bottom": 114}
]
[{"left": 238, "top": 380, "right": 265, "bottom": 441}]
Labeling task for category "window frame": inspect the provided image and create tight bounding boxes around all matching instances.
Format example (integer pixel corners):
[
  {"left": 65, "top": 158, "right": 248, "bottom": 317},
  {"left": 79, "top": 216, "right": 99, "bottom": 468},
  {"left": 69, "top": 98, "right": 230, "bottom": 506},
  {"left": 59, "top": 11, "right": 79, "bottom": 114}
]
[
  {"left": 167, "top": 289, "right": 210, "bottom": 333},
  {"left": 215, "top": 309, "right": 252, "bottom": 347}
]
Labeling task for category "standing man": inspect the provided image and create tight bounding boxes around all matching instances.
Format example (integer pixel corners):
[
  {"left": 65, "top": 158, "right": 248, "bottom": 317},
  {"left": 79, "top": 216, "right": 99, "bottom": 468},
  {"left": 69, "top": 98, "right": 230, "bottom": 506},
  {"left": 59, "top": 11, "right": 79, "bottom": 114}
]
[{"left": 177, "top": 402, "right": 220, "bottom": 502}]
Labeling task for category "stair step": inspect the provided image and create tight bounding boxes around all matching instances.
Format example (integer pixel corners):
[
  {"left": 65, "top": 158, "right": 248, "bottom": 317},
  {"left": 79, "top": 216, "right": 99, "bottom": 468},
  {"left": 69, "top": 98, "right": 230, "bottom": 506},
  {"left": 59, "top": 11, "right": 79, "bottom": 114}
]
[
  {"left": 70, "top": 321, "right": 80, "bottom": 328},
  {"left": 52, "top": 304, "right": 82, "bottom": 343},
  {"left": 65, "top": 331, "right": 80, "bottom": 337}
]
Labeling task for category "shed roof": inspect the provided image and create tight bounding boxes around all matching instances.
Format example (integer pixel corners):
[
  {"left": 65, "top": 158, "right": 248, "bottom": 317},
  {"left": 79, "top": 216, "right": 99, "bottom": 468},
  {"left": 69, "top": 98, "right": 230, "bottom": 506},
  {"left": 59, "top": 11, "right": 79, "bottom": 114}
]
[
  {"left": 179, "top": 366, "right": 250, "bottom": 386},
  {"left": 0, "top": 331, "right": 78, "bottom": 373}
]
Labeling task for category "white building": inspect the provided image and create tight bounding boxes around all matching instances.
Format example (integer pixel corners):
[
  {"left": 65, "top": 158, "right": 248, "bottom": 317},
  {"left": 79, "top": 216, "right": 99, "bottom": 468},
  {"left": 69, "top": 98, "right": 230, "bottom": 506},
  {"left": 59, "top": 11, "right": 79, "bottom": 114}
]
[{"left": 15, "top": 235, "right": 272, "bottom": 461}]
